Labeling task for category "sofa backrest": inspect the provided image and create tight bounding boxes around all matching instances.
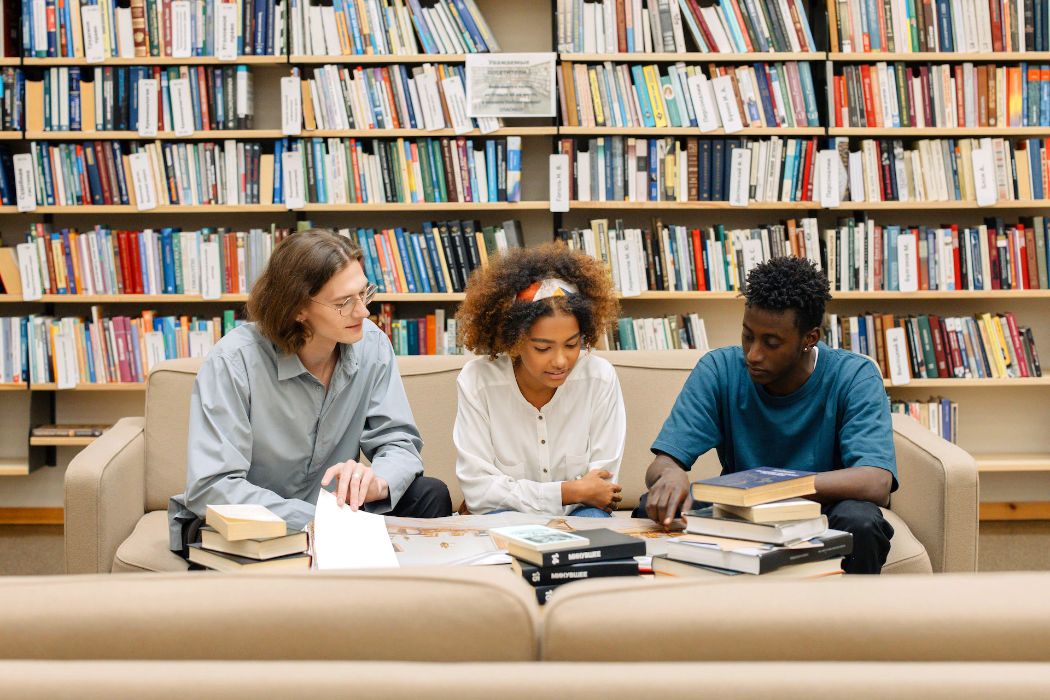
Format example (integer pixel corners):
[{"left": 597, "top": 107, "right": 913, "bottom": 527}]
[
  {"left": 145, "top": 358, "right": 203, "bottom": 511},
  {"left": 0, "top": 569, "right": 538, "bottom": 661}
]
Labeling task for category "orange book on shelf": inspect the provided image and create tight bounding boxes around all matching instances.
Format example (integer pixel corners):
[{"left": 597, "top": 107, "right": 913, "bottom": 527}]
[
  {"left": 384, "top": 229, "right": 409, "bottom": 293},
  {"left": 68, "top": 231, "right": 84, "bottom": 294},
  {"left": 426, "top": 314, "right": 437, "bottom": 355}
]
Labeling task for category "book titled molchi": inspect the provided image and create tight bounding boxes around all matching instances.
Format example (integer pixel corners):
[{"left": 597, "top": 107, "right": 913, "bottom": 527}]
[
  {"left": 511, "top": 558, "right": 640, "bottom": 586},
  {"left": 509, "top": 528, "right": 647, "bottom": 568}
]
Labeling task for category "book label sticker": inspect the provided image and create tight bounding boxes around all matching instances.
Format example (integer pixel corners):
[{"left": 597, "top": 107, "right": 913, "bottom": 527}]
[
  {"left": 885, "top": 326, "right": 911, "bottom": 385},
  {"left": 145, "top": 332, "right": 167, "bottom": 371},
  {"left": 216, "top": 2, "right": 238, "bottom": 61},
  {"left": 711, "top": 75, "right": 743, "bottom": 134},
  {"left": 200, "top": 239, "right": 222, "bottom": 300},
  {"left": 972, "top": 143, "right": 998, "bottom": 206},
  {"left": 441, "top": 77, "right": 474, "bottom": 135},
  {"left": 137, "top": 79, "right": 159, "bottom": 136},
  {"left": 897, "top": 232, "right": 919, "bottom": 292},
  {"left": 55, "top": 334, "right": 77, "bottom": 390},
  {"left": 281, "top": 76, "right": 302, "bottom": 135},
  {"left": 729, "top": 147, "right": 751, "bottom": 207},
  {"left": 687, "top": 74, "right": 720, "bottom": 132},
  {"left": 169, "top": 78, "right": 194, "bottom": 136},
  {"left": 817, "top": 150, "right": 840, "bottom": 207},
  {"left": 465, "top": 53, "right": 556, "bottom": 118},
  {"left": 129, "top": 152, "right": 157, "bottom": 210},
  {"left": 15, "top": 243, "right": 42, "bottom": 300},
  {"left": 81, "top": 5, "right": 105, "bottom": 63},
  {"left": 171, "top": 0, "right": 192, "bottom": 58},
  {"left": 848, "top": 150, "right": 864, "bottom": 202},
  {"left": 282, "top": 151, "right": 305, "bottom": 209},
  {"left": 549, "top": 153, "right": 569, "bottom": 212},
  {"left": 236, "top": 67, "right": 251, "bottom": 118},
  {"left": 13, "top": 154, "right": 36, "bottom": 212}
]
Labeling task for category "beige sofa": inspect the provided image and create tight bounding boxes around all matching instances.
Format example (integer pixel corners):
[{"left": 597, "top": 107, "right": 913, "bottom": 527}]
[
  {"left": 65, "top": 351, "right": 978, "bottom": 575},
  {"left": 2, "top": 569, "right": 1050, "bottom": 697}
]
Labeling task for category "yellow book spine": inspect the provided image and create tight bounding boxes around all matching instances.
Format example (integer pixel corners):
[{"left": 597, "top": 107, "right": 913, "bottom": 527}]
[
  {"left": 587, "top": 66, "right": 606, "bottom": 127},
  {"left": 978, "top": 313, "right": 1007, "bottom": 378},
  {"left": 643, "top": 65, "right": 667, "bottom": 127},
  {"left": 385, "top": 229, "right": 409, "bottom": 293},
  {"left": 432, "top": 233, "right": 454, "bottom": 292}
]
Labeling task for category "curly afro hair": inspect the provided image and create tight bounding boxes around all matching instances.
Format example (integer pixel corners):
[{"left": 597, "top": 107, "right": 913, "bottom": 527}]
[
  {"left": 743, "top": 257, "right": 832, "bottom": 333},
  {"left": 456, "top": 242, "right": 619, "bottom": 359}
]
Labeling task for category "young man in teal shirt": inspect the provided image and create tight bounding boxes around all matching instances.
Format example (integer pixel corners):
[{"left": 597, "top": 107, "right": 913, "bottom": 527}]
[{"left": 637, "top": 257, "right": 897, "bottom": 574}]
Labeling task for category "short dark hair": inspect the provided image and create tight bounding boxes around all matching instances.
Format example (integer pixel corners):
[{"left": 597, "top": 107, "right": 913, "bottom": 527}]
[
  {"left": 247, "top": 228, "right": 364, "bottom": 355},
  {"left": 455, "top": 242, "right": 619, "bottom": 359},
  {"left": 743, "top": 257, "right": 832, "bottom": 334}
]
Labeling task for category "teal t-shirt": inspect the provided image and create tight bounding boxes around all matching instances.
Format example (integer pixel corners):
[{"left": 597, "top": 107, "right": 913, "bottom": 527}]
[{"left": 652, "top": 341, "right": 898, "bottom": 489}]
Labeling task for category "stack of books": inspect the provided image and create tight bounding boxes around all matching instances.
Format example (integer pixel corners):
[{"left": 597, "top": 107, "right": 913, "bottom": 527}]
[
  {"left": 491, "top": 525, "right": 646, "bottom": 605},
  {"left": 187, "top": 504, "right": 310, "bottom": 572},
  {"left": 653, "top": 468, "right": 852, "bottom": 579}
]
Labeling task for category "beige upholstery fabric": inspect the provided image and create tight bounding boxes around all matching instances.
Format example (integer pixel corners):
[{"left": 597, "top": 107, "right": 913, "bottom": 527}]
[
  {"left": 2, "top": 661, "right": 1049, "bottom": 699},
  {"left": 880, "top": 508, "right": 932, "bottom": 574},
  {"left": 0, "top": 569, "right": 537, "bottom": 661},
  {"left": 144, "top": 359, "right": 202, "bottom": 512},
  {"left": 890, "top": 413, "right": 979, "bottom": 572},
  {"left": 63, "top": 418, "right": 147, "bottom": 575},
  {"left": 543, "top": 572, "right": 1050, "bottom": 662},
  {"left": 112, "top": 511, "right": 189, "bottom": 574}
]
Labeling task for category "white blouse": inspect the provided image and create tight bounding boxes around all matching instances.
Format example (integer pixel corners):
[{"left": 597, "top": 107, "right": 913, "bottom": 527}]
[{"left": 454, "top": 352, "right": 627, "bottom": 515}]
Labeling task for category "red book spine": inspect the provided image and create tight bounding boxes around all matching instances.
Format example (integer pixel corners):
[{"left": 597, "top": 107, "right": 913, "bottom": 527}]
[
  {"left": 117, "top": 231, "right": 133, "bottom": 293},
  {"left": 951, "top": 224, "right": 962, "bottom": 290},
  {"left": 988, "top": 227, "right": 1001, "bottom": 289},
  {"left": 129, "top": 232, "right": 144, "bottom": 295},
  {"left": 1017, "top": 229, "right": 1029, "bottom": 290},
  {"left": 1005, "top": 312, "right": 1031, "bottom": 377},
  {"left": 223, "top": 232, "right": 235, "bottom": 293},
  {"left": 928, "top": 314, "right": 949, "bottom": 377},
  {"left": 799, "top": 139, "right": 816, "bottom": 201},
  {"left": 988, "top": 0, "right": 1004, "bottom": 52},
  {"left": 942, "top": 317, "right": 964, "bottom": 377},
  {"left": 691, "top": 228, "right": 706, "bottom": 291},
  {"left": 1024, "top": 223, "right": 1039, "bottom": 289}
]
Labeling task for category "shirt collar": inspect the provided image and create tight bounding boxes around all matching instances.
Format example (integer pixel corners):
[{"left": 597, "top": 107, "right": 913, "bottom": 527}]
[{"left": 276, "top": 342, "right": 359, "bottom": 381}]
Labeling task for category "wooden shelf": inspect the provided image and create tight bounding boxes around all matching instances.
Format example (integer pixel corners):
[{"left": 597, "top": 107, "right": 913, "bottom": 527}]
[
  {"left": 32, "top": 383, "right": 145, "bottom": 391},
  {"left": 297, "top": 201, "right": 551, "bottom": 212},
  {"left": 25, "top": 55, "right": 286, "bottom": 66},
  {"left": 300, "top": 127, "right": 557, "bottom": 137},
  {"left": 559, "top": 126, "right": 823, "bottom": 136},
  {"left": 0, "top": 460, "right": 30, "bottom": 476},
  {"left": 0, "top": 57, "right": 19, "bottom": 66},
  {"left": 831, "top": 200, "right": 1050, "bottom": 211},
  {"left": 29, "top": 436, "right": 97, "bottom": 447},
  {"left": 33, "top": 204, "right": 288, "bottom": 214},
  {"left": 0, "top": 131, "right": 23, "bottom": 140},
  {"left": 980, "top": 502, "right": 1050, "bottom": 521},
  {"left": 976, "top": 454, "right": 1050, "bottom": 474},
  {"left": 885, "top": 377, "right": 1050, "bottom": 388},
  {"left": 830, "top": 127, "right": 1050, "bottom": 137},
  {"left": 563, "top": 52, "right": 824, "bottom": 62},
  {"left": 29, "top": 127, "right": 558, "bottom": 140},
  {"left": 0, "top": 384, "right": 27, "bottom": 391},
  {"left": 0, "top": 507, "right": 64, "bottom": 524},
  {"left": 829, "top": 52, "right": 1050, "bottom": 62},
  {"left": 37, "top": 293, "right": 249, "bottom": 303},
  {"left": 569, "top": 200, "right": 819, "bottom": 210},
  {"left": 830, "top": 290, "right": 1050, "bottom": 300},
  {"left": 290, "top": 53, "right": 465, "bottom": 64}
]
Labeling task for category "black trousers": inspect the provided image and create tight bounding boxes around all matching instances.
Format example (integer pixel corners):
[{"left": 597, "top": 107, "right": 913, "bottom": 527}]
[
  {"left": 632, "top": 493, "right": 894, "bottom": 575},
  {"left": 176, "top": 475, "right": 452, "bottom": 561}
]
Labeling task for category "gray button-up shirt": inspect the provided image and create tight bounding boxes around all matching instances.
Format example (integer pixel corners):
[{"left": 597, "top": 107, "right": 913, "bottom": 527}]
[{"left": 168, "top": 320, "right": 423, "bottom": 550}]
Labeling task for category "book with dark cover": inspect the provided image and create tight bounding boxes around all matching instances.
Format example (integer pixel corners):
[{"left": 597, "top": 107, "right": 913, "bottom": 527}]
[
  {"left": 509, "top": 528, "right": 646, "bottom": 567},
  {"left": 691, "top": 467, "right": 817, "bottom": 507},
  {"left": 512, "top": 558, "right": 639, "bottom": 586},
  {"left": 665, "top": 529, "right": 853, "bottom": 575},
  {"left": 534, "top": 583, "right": 561, "bottom": 605},
  {"left": 187, "top": 543, "right": 310, "bottom": 572}
]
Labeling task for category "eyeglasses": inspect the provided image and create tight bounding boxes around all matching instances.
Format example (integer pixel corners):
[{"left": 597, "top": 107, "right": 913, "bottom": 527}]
[{"left": 310, "top": 284, "right": 379, "bottom": 316}]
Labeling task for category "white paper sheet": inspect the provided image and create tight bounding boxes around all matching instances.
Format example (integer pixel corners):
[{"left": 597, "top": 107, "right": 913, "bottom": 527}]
[{"left": 313, "top": 489, "right": 399, "bottom": 570}]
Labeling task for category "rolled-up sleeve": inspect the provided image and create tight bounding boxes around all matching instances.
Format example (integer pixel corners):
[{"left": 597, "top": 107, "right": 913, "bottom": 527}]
[
  {"left": 587, "top": 370, "right": 626, "bottom": 480},
  {"left": 359, "top": 339, "right": 424, "bottom": 513},
  {"left": 184, "top": 352, "right": 314, "bottom": 530},
  {"left": 454, "top": 377, "right": 562, "bottom": 515}
]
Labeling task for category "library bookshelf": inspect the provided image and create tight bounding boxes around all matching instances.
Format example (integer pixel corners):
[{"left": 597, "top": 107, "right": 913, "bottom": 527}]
[{"left": 1, "top": 0, "right": 1048, "bottom": 528}]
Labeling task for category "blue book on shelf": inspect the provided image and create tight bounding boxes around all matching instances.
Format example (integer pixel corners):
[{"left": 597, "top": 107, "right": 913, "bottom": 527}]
[
  {"left": 754, "top": 65, "right": 777, "bottom": 127},
  {"left": 160, "top": 229, "right": 176, "bottom": 294},
  {"left": 410, "top": 234, "right": 432, "bottom": 293},
  {"left": 403, "top": 231, "right": 426, "bottom": 293},
  {"left": 80, "top": 323, "right": 95, "bottom": 383},
  {"left": 1041, "top": 65, "right": 1050, "bottom": 127},
  {"left": 648, "top": 139, "right": 658, "bottom": 201},
  {"left": 60, "top": 231, "right": 77, "bottom": 293},
  {"left": 451, "top": 0, "right": 487, "bottom": 50},
  {"left": 36, "top": 145, "right": 55, "bottom": 206},
  {"left": 393, "top": 227, "right": 418, "bottom": 293},
  {"left": 343, "top": 0, "right": 364, "bottom": 55},
  {"left": 406, "top": 0, "right": 437, "bottom": 54},
  {"left": 865, "top": 0, "right": 881, "bottom": 51},
  {"left": 659, "top": 76, "right": 682, "bottom": 127},
  {"left": 630, "top": 65, "right": 655, "bottom": 127},
  {"left": 797, "top": 63, "right": 820, "bottom": 127},
  {"left": 69, "top": 68, "right": 82, "bottom": 131},
  {"left": 399, "top": 65, "right": 418, "bottom": 128},
  {"left": 364, "top": 230, "right": 386, "bottom": 292},
  {"left": 717, "top": 0, "right": 747, "bottom": 51},
  {"left": 272, "top": 139, "right": 284, "bottom": 203},
  {"left": 887, "top": 225, "right": 899, "bottom": 291},
  {"left": 935, "top": 0, "right": 953, "bottom": 52},
  {"left": 485, "top": 139, "right": 498, "bottom": 202},
  {"left": 422, "top": 227, "right": 447, "bottom": 293},
  {"left": 254, "top": 0, "right": 268, "bottom": 56},
  {"left": 357, "top": 229, "right": 379, "bottom": 290},
  {"left": 968, "top": 227, "right": 984, "bottom": 290}
]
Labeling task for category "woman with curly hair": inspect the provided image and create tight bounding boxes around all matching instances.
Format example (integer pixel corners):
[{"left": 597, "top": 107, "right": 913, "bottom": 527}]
[{"left": 453, "top": 242, "right": 626, "bottom": 517}]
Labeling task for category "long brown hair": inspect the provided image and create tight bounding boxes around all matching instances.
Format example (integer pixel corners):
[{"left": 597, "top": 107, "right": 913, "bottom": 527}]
[{"left": 247, "top": 228, "right": 364, "bottom": 354}]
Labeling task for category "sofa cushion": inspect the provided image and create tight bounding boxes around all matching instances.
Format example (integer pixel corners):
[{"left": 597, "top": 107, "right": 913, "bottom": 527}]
[
  {"left": 542, "top": 572, "right": 1050, "bottom": 662},
  {"left": 144, "top": 358, "right": 203, "bottom": 512},
  {"left": 881, "top": 508, "right": 932, "bottom": 574},
  {"left": 0, "top": 569, "right": 538, "bottom": 661},
  {"left": 2, "top": 661, "right": 1049, "bottom": 698},
  {"left": 112, "top": 511, "right": 189, "bottom": 573}
]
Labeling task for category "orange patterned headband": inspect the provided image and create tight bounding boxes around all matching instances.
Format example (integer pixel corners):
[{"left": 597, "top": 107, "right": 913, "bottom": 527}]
[{"left": 515, "top": 278, "right": 579, "bottom": 303}]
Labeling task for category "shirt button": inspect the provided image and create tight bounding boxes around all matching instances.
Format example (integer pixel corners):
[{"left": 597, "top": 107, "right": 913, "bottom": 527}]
[
  {"left": 543, "top": 468, "right": 549, "bottom": 474},
  {"left": 538, "top": 415, "right": 544, "bottom": 420},
  {"left": 540, "top": 439, "right": 546, "bottom": 445}
]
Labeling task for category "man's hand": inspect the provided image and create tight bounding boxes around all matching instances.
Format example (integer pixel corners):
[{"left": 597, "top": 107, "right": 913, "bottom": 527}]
[
  {"left": 645, "top": 458, "right": 691, "bottom": 528},
  {"left": 321, "top": 460, "right": 389, "bottom": 511},
  {"left": 563, "top": 469, "right": 623, "bottom": 512}
]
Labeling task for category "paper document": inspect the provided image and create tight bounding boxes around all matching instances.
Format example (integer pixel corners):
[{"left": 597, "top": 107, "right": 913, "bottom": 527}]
[{"left": 313, "top": 489, "right": 399, "bottom": 570}]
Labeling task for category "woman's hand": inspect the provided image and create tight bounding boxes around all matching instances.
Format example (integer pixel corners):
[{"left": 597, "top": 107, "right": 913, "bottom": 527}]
[
  {"left": 563, "top": 469, "right": 623, "bottom": 512},
  {"left": 321, "top": 460, "right": 389, "bottom": 511}
]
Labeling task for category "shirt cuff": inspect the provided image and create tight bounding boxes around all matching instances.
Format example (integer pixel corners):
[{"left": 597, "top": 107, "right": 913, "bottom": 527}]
[
  {"left": 542, "top": 480, "right": 564, "bottom": 514},
  {"left": 650, "top": 441, "right": 695, "bottom": 471}
]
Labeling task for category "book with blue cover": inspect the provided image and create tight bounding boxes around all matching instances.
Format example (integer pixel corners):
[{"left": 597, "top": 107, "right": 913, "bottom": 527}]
[{"left": 691, "top": 467, "right": 817, "bottom": 507}]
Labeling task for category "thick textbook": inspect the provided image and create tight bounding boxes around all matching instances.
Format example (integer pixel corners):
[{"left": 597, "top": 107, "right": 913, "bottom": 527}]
[
  {"left": 664, "top": 529, "right": 853, "bottom": 575},
  {"left": 504, "top": 527, "right": 646, "bottom": 568},
  {"left": 205, "top": 504, "right": 286, "bottom": 542},
  {"left": 187, "top": 544, "right": 310, "bottom": 572},
  {"left": 691, "top": 468, "right": 817, "bottom": 507},
  {"left": 684, "top": 507, "right": 828, "bottom": 545}
]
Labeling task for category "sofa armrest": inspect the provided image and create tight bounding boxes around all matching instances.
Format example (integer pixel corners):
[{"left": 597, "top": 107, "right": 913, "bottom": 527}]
[
  {"left": 64, "top": 417, "right": 147, "bottom": 574},
  {"left": 889, "top": 414, "right": 979, "bottom": 573}
]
